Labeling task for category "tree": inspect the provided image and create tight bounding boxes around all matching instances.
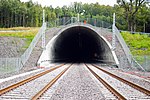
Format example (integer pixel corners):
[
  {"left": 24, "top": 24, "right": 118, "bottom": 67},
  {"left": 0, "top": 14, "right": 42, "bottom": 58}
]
[
  {"left": 83, "top": 3, "right": 93, "bottom": 18},
  {"left": 117, "top": 0, "right": 147, "bottom": 32},
  {"left": 61, "top": 6, "right": 73, "bottom": 18},
  {"left": 72, "top": 2, "right": 83, "bottom": 14},
  {"left": 0, "top": 0, "right": 149, "bottom": 31},
  {"left": 55, "top": 7, "right": 63, "bottom": 18},
  {"left": 114, "top": 5, "right": 127, "bottom": 30}
]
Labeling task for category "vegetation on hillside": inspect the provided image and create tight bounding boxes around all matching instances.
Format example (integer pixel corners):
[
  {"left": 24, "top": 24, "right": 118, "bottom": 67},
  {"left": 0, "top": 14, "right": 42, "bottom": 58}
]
[
  {"left": 0, "top": 27, "right": 39, "bottom": 49},
  {"left": 121, "top": 32, "right": 150, "bottom": 56},
  {"left": 0, "top": 0, "right": 150, "bottom": 32},
  {"left": 0, "top": 27, "right": 39, "bottom": 38},
  {"left": 0, "top": 27, "right": 32, "bottom": 31},
  {"left": 117, "top": 0, "right": 150, "bottom": 32}
]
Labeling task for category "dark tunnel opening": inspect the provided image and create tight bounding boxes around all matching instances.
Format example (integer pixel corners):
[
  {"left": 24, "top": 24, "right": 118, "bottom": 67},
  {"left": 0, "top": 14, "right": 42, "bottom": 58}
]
[{"left": 51, "top": 26, "right": 114, "bottom": 63}]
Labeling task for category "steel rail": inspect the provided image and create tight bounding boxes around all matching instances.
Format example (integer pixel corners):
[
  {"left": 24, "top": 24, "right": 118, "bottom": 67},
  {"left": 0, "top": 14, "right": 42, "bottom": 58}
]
[
  {"left": 92, "top": 64, "right": 150, "bottom": 96},
  {"left": 85, "top": 64, "right": 126, "bottom": 100},
  {"left": 31, "top": 64, "right": 72, "bottom": 100},
  {"left": 0, "top": 64, "right": 65, "bottom": 95}
]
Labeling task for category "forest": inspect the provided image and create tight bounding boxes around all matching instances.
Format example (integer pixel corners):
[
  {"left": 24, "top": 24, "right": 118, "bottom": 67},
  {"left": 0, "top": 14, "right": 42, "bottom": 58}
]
[{"left": 0, "top": 0, "right": 150, "bottom": 32}]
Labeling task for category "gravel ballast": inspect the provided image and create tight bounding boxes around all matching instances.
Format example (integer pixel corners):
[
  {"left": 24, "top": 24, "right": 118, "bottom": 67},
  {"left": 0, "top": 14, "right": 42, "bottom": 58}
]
[
  {"left": 96, "top": 64, "right": 150, "bottom": 90},
  {"left": 49, "top": 64, "right": 105, "bottom": 100},
  {"left": 88, "top": 64, "right": 150, "bottom": 99},
  {"left": 0, "top": 63, "right": 59, "bottom": 90}
]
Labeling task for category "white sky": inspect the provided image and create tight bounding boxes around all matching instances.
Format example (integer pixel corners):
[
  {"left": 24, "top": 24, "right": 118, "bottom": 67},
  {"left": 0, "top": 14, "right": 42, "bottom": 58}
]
[{"left": 20, "top": 0, "right": 117, "bottom": 8}]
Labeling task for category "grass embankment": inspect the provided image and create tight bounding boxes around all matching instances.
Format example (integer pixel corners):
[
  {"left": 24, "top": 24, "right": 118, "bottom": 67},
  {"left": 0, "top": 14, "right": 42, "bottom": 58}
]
[
  {"left": 121, "top": 32, "right": 150, "bottom": 56},
  {"left": 0, "top": 27, "right": 39, "bottom": 49},
  {"left": 0, "top": 27, "right": 31, "bottom": 31}
]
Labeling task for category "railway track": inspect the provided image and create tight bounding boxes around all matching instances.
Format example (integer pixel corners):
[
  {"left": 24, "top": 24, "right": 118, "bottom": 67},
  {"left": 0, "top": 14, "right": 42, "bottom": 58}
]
[
  {"left": 85, "top": 64, "right": 150, "bottom": 99},
  {"left": 31, "top": 65, "right": 71, "bottom": 100},
  {"left": 0, "top": 63, "right": 149, "bottom": 99},
  {"left": 0, "top": 64, "right": 72, "bottom": 99}
]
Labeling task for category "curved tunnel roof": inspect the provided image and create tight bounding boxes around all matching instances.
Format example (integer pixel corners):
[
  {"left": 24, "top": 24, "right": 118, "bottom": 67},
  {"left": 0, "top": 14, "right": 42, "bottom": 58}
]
[{"left": 48, "top": 23, "right": 119, "bottom": 64}]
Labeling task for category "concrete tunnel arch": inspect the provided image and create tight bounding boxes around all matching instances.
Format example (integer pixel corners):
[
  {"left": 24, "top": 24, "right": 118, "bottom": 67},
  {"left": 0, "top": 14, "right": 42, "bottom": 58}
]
[{"left": 48, "top": 23, "right": 119, "bottom": 65}]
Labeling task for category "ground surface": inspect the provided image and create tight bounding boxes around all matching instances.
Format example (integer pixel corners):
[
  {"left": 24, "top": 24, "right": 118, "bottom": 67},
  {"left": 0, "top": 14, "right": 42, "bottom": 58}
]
[{"left": 0, "top": 37, "right": 26, "bottom": 57}]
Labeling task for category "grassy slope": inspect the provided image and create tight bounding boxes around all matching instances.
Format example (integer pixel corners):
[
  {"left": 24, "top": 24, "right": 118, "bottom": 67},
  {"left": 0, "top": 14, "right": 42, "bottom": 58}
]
[
  {"left": 0, "top": 27, "right": 33, "bottom": 31},
  {"left": 0, "top": 27, "right": 39, "bottom": 37},
  {"left": 0, "top": 27, "right": 39, "bottom": 50},
  {"left": 121, "top": 32, "right": 150, "bottom": 56}
]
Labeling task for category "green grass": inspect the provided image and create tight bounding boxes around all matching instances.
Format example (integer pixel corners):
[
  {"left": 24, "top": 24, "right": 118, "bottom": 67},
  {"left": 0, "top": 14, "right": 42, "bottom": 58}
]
[
  {"left": 121, "top": 32, "right": 150, "bottom": 56},
  {"left": 0, "top": 27, "right": 40, "bottom": 50},
  {"left": 0, "top": 27, "right": 32, "bottom": 31},
  {"left": 0, "top": 27, "right": 39, "bottom": 38}
]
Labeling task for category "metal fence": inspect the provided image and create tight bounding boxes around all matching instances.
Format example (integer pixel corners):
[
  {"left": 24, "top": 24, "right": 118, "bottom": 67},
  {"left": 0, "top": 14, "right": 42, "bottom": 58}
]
[
  {"left": 0, "top": 23, "right": 46, "bottom": 74},
  {"left": 118, "top": 55, "right": 146, "bottom": 71},
  {"left": 0, "top": 58, "right": 21, "bottom": 74},
  {"left": 79, "top": 18, "right": 112, "bottom": 28},
  {"left": 48, "top": 17, "right": 112, "bottom": 29},
  {"left": 21, "top": 23, "right": 46, "bottom": 66},
  {"left": 120, "top": 30, "right": 150, "bottom": 35},
  {"left": 133, "top": 56, "right": 150, "bottom": 71}
]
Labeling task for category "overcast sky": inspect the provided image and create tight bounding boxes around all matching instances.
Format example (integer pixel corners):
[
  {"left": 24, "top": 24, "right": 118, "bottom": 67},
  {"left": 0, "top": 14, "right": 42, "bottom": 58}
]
[{"left": 20, "top": 0, "right": 117, "bottom": 8}]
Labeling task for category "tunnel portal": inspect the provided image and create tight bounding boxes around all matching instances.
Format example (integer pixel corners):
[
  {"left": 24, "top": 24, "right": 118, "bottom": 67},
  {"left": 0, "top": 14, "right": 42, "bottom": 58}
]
[{"left": 50, "top": 24, "right": 117, "bottom": 64}]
